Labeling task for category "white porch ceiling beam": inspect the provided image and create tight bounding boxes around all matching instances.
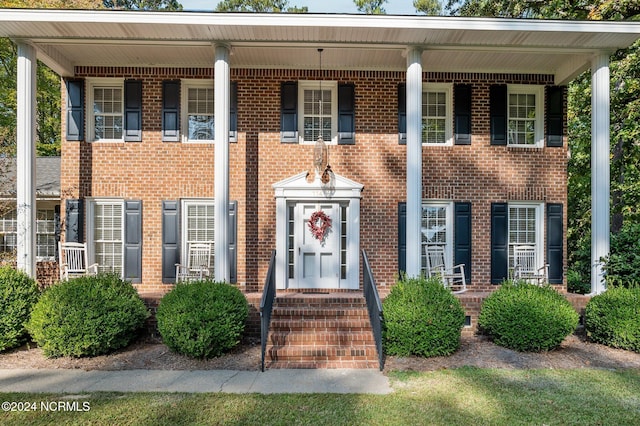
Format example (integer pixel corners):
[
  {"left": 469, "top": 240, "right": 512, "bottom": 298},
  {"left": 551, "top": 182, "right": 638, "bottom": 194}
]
[{"left": 33, "top": 43, "right": 74, "bottom": 77}]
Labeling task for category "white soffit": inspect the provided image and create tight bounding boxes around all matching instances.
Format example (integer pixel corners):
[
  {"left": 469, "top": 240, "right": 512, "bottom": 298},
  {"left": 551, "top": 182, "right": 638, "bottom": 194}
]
[{"left": 1, "top": 9, "right": 640, "bottom": 80}]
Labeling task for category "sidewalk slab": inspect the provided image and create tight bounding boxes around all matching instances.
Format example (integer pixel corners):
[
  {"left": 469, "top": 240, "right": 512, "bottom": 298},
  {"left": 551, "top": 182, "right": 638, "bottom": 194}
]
[{"left": 0, "top": 368, "right": 392, "bottom": 394}]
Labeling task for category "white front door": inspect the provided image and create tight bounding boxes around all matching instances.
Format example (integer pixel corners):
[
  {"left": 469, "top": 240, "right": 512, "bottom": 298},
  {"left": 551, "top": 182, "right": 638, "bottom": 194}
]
[{"left": 295, "top": 202, "right": 340, "bottom": 289}]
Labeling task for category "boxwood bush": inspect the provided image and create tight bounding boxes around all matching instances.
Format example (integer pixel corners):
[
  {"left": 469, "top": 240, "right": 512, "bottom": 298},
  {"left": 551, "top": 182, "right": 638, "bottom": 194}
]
[
  {"left": 0, "top": 267, "right": 40, "bottom": 352},
  {"left": 156, "top": 280, "right": 249, "bottom": 358},
  {"left": 27, "top": 274, "right": 149, "bottom": 357},
  {"left": 585, "top": 286, "right": 640, "bottom": 352},
  {"left": 478, "top": 282, "right": 578, "bottom": 352},
  {"left": 383, "top": 276, "right": 465, "bottom": 357}
]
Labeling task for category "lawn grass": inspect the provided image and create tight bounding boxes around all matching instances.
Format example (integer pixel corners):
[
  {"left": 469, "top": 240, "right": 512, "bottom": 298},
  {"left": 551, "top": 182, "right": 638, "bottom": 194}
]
[{"left": 1, "top": 368, "right": 639, "bottom": 425}]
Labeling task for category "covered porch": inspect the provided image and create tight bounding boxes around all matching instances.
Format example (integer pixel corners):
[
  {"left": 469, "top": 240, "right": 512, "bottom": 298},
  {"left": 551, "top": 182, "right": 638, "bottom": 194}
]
[{"left": 2, "top": 10, "right": 640, "bottom": 294}]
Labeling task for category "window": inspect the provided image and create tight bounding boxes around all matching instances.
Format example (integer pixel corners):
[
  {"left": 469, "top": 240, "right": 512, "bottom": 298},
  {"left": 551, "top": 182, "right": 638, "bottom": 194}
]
[
  {"left": 298, "top": 81, "right": 337, "bottom": 144},
  {"left": 508, "top": 85, "right": 544, "bottom": 147},
  {"left": 181, "top": 200, "right": 215, "bottom": 267},
  {"left": 422, "top": 84, "right": 453, "bottom": 145},
  {"left": 182, "top": 80, "right": 214, "bottom": 142},
  {"left": 0, "top": 208, "right": 57, "bottom": 261},
  {"left": 88, "top": 200, "right": 124, "bottom": 275},
  {"left": 508, "top": 203, "right": 544, "bottom": 270},
  {"left": 420, "top": 202, "right": 453, "bottom": 275},
  {"left": 87, "top": 79, "right": 124, "bottom": 142}
]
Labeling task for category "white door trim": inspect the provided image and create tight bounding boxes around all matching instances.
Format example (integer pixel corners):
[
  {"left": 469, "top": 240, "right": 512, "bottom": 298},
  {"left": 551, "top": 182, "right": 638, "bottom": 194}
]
[{"left": 273, "top": 171, "right": 363, "bottom": 290}]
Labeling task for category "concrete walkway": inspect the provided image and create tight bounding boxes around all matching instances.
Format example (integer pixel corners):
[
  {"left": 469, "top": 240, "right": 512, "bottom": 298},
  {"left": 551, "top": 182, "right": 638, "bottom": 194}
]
[{"left": 0, "top": 368, "right": 392, "bottom": 394}]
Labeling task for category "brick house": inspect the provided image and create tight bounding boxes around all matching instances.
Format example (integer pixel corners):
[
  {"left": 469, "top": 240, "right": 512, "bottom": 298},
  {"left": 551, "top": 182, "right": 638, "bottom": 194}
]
[{"left": 3, "top": 9, "right": 640, "bottom": 367}]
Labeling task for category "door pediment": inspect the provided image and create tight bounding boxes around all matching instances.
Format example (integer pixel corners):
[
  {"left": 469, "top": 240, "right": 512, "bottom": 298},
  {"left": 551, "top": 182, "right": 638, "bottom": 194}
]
[{"left": 273, "top": 171, "right": 363, "bottom": 200}]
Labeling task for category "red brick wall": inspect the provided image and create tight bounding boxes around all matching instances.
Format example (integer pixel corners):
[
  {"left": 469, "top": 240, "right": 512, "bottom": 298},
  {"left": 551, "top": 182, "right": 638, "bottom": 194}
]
[{"left": 61, "top": 67, "right": 567, "bottom": 296}]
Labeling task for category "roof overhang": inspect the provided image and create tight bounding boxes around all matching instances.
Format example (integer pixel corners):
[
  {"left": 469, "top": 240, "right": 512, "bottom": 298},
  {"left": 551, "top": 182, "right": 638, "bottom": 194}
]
[{"left": 1, "top": 9, "right": 640, "bottom": 84}]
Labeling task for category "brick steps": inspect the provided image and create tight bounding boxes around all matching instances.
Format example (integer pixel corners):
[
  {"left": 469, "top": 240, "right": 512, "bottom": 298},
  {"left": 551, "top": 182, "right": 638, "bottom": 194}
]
[{"left": 265, "top": 293, "right": 379, "bottom": 369}]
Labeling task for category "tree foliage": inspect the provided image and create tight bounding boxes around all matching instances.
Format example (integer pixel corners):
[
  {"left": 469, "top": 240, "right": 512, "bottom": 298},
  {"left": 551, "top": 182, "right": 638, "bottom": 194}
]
[
  {"left": 103, "top": 0, "right": 182, "bottom": 10},
  {"left": 354, "top": 0, "right": 387, "bottom": 14},
  {"left": 215, "top": 0, "right": 307, "bottom": 12},
  {"left": 414, "top": 0, "right": 442, "bottom": 15}
]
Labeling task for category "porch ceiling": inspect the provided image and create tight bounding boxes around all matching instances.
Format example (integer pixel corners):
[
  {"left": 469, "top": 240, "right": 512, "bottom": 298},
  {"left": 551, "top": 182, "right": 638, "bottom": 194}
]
[{"left": 1, "top": 9, "right": 640, "bottom": 83}]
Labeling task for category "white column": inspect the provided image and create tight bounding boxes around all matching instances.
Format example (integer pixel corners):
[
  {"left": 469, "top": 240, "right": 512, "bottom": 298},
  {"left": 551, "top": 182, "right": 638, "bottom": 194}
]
[
  {"left": 406, "top": 47, "right": 423, "bottom": 277},
  {"left": 214, "top": 44, "right": 230, "bottom": 282},
  {"left": 16, "top": 42, "right": 37, "bottom": 278},
  {"left": 591, "top": 53, "right": 610, "bottom": 295}
]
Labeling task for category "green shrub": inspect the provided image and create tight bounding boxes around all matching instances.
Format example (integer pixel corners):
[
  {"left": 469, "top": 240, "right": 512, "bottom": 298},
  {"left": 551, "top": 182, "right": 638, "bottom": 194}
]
[
  {"left": 478, "top": 282, "right": 579, "bottom": 352},
  {"left": 603, "top": 223, "right": 640, "bottom": 287},
  {"left": 585, "top": 286, "right": 640, "bottom": 352},
  {"left": 27, "top": 274, "right": 149, "bottom": 357},
  {"left": 0, "top": 267, "right": 40, "bottom": 351},
  {"left": 383, "top": 277, "right": 465, "bottom": 357},
  {"left": 156, "top": 281, "right": 249, "bottom": 358}
]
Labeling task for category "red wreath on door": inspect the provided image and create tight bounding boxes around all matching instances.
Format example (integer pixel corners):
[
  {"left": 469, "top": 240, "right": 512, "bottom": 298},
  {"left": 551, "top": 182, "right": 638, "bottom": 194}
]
[{"left": 308, "top": 210, "right": 332, "bottom": 241}]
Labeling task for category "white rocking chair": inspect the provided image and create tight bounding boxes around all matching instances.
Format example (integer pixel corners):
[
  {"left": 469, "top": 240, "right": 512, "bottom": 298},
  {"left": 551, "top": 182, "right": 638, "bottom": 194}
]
[
  {"left": 175, "top": 242, "right": 212, "bottom": 283},
  {"left": 512, "top": 245, "right": 549, "bottom": 285},
  {"left": 425, "top": 245, "right": 467, "bottom": 294},
  {"left": 58, "top": 241, "right": 99, "bottom": 281}
]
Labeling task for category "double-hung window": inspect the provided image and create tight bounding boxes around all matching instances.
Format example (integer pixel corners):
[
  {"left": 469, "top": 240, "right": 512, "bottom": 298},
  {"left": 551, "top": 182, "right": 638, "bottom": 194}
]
[
  {"left": 422, "top": 84, "right": 453, "bottom": 145},
  {"left": 299, "top": 81, "right": 337, "bottom": 144},
  {"left": 508, "top": 203, "right": 544, "bottom": 270},
  {"left": 182, "top": 80, "right": 214, "bottom": 142},
  {"left": 420, "top": 202, "right": 453, "bottom": 275},
  {"left": 507, "top": 85, "right": 544, "bottom": 147},
  {"left": 0, "top": 208, "right": 57, "bottom": 261},
  {"left": 87, "top": 79, "right": 124, "bottom": 142},
  {"left": 88, "top": 200, "right": 124, "bottom": 275},
  {"left": 181, "top": 200, "right": 215, "bottom": 268}
]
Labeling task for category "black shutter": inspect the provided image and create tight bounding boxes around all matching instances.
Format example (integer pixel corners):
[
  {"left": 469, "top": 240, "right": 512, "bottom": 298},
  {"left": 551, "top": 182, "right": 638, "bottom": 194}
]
[
  {"left": 398, "top": 83, "right": 407, "bottom": 145},
  {"left": 338, "top": 83, "right": 355, "bottom": 145},
  {"left": 65, "top": 199, "right": 84, "bottom": 243},
  {"left": 162, "top": 80, "right": 180, "bottom": 142},
  {"left": 162, "top": 201, "right": 180, "bottom": 284},
  {"left": 280, "top": 81, "right": 298, "bottom": 143},
  {"left": 454, "top": 202, "right": 472, "bottom": 284},
  {"left": 66, "top": 79, "right": 84, "bottom": 141},
  {"left": 547, "top": 203, "right": 564, "bottom": 284},
  {"left": 454, "top": 84, "right": 472, "bottom": 145},
  {"left": 124, "top": 200, "right": 143, "bottom": 283},
  {"left": 54, "top": 204, "right": 61, "bottom": 259},
  {"left": 230, "top": 81, "right": 238, "bottom": 143},
  {"left": 491, "top": 202, "right": 509, "bottom": 284},
  {"left": 229, "top": 201, "right": 237, "bottom": 283},
  {"left": 547, "top": 86, "right": 564, "bottom": 147},
  {"left": 398, "top": 202, "right": 406, "bottom": 275},
  {"left": 490, "top": 84, "right": 508, "bottom": 146},
  {"left": 124, "top": 79, "right": 142, "bottom": 142}
]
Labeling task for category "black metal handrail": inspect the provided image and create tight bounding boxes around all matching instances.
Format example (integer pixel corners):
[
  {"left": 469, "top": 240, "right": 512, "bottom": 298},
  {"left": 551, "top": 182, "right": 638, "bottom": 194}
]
[
  {"left": 362, "top": 249, "right": 384, "bottom": 370},
  {"left": 259, "top": 250, "right": 277, "bottom": 372}
]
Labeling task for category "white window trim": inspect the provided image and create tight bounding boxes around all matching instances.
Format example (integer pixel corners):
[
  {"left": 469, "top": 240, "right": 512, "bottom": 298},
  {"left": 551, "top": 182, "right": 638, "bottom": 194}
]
[
  {"left": 86, "top": 78, "right": 124, "bottom": 143},
  {"left": 422, "top": 83, "right": 453, "bottom": 146},
  {"left": 508, "top": 202, "right": 545, "bottom": 271},
  {"left": 0, "top": 205, "right": 58, "bottom": 262},
  {"left": 87, "top": 198, "right": 125, "bottom": 277},
  {"left": 507, "top": 85, "right": 544, "bottom": 148},
  {"left": 421, "top": 200, "right": 454, "bottom": 275},
  {"left": 298, "top": 80, "right": 338, "bottom": 145},
  {"left": 181, "top": 79, "right": 215, "bottom": 144},
  {"left": 180, "top": 199, "right": 215, "bottom": 265}
]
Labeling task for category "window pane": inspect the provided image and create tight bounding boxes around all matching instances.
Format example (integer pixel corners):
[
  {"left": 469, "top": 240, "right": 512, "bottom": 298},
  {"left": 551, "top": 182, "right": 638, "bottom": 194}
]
[
  {"left": 422, "top": 90, "right": 447, "bottom": 144},
  {"left": 508, "top": 206, "right": 538, "bottom": 268},
  {"left": 302, "top": 88, "right": 332, "bottom": 142},
  {"left": 508, "top": 92, "right": 536, "bottom": 145},
  {"left": 93, "top": 202, "right": 123, "bottom": 275},
  {"left": 185, "top": 203, "right": 215, "bottom": 266},
  {"left": 421, "top": 205, "right": 448, "bottom": 274},
  {"left": 93, "top": 86, "right": 123, "bottom": 140},
  {"left": 187, "top": 87, "right": 214, "bottom": 140}
]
